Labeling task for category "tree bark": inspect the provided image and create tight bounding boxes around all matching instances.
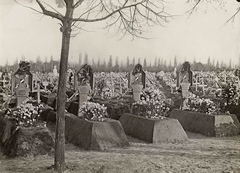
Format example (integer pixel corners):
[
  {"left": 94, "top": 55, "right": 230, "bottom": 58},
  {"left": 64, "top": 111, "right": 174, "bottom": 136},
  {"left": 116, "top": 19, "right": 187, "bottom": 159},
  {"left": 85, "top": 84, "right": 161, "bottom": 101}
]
[{"left": 54, "top": 19, "right": 72, "bottom": 173}]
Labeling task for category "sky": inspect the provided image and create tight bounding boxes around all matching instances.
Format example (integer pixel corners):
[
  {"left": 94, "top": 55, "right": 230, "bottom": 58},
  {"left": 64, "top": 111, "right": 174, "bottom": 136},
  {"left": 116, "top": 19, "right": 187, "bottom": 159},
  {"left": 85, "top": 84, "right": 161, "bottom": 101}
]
[{"left": 0, "top": 0, "right": 240, "bottom": 67}]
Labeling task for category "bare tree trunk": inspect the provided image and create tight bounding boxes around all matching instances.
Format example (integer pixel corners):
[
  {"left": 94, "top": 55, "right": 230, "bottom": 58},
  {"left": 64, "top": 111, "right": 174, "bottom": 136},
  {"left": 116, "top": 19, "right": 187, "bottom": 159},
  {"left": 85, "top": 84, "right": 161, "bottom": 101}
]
[{"left": 54, "top": 20, "right": 72, "bottom": 173}]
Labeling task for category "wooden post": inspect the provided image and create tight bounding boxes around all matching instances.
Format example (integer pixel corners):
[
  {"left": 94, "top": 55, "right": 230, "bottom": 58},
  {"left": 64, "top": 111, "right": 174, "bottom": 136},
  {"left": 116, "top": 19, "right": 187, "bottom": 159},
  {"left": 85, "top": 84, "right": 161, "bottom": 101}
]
[{"left": 37, "top": 84, "right": 41, "bottom": 104}]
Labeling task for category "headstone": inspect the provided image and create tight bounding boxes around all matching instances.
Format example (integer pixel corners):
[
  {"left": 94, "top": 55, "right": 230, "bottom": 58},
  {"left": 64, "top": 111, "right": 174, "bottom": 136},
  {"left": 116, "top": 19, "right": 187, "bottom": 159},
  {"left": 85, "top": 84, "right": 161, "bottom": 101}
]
[
  {"left": 11, "top": 61, "right": 33, "bottom": 94},
  {"left": 14, "top": 82, "right": 30, "bottom": 106},
  {"left": 129, "top": 64, "right": 146, "bottom": 89},
  {"left": 53, "top": 65, "right": 58, "bottom": 76},
  {"left": 177, "top": 62, "right": 193, "bottom": 110}
]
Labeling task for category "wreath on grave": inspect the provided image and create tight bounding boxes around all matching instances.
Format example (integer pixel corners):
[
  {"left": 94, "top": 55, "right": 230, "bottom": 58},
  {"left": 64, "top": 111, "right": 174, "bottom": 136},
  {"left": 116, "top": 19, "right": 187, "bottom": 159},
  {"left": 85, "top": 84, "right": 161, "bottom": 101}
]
[
  {"left": 77, "top": 64, "right": 93, "bottom": 85},
  {"left": 132, "top": 64, "right": 143, "bottom": 76},
  {"left": 16, "top": 61, "right": 31, "bottom": 76},
  {"left": 132, "top": 64, "right": 144, "bottom": 84}
]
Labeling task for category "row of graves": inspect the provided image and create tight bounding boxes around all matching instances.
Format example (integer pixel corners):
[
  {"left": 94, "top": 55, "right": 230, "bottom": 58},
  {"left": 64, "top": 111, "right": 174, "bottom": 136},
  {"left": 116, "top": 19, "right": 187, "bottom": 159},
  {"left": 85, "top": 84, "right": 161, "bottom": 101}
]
[
  {"left": 160, "top": 66, "right": 240, "bottom": 97},
  {"left": 0, "top": 61, "right": 240, "bottom": 157}
]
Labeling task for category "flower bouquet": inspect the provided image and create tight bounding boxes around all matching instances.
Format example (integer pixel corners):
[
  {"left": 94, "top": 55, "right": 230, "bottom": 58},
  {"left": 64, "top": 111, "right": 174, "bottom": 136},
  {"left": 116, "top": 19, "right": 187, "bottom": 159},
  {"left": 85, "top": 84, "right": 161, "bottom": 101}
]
[
  {"left": 132, "top": 99, "right": 170, "bottom": 119},
  {"left": 5, "top": 99, "right": 44, "bottom": 127},
  {"left": 78, "top": 101, "right": 109, "bottom": 121},
  {"left": 222, "top": 82, "right": 239, "bottom": 106},
  {"left": 141, "top": 86, "right": 166, "bottom": 101},
  {"left": 187, "top": 93, "right": 224, "bottom": 115}
]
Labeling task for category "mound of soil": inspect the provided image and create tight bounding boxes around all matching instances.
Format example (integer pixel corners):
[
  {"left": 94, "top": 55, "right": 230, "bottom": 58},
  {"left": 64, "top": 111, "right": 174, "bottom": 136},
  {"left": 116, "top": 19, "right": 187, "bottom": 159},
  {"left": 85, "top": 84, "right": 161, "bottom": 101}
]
[
  {"left": 3, "top": 126, "right": 54, "bottom": 157},
  {"left": 65, "top": 114, "right": 129, "bottom": 150},
  {"left": 119, "top": 113, "right": 188, "bottom": 143}
]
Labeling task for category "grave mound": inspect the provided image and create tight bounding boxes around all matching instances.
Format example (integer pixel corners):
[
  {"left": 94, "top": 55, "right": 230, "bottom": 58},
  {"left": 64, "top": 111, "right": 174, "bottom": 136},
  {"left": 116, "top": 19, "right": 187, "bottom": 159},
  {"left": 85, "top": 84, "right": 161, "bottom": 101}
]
[
  {"left": 65, "top": 114, "right": 129, "bottom": 150},
  {"left": 119, "top": 113, "right": 188, "bottom": 143},
  {"left": 0, "top": 117, "right": 16, "bottom": 146},
  {"left": 3, "top": 126, "right": 54, "bottom": 157},
  {"left": 170, "top": 109, "right": 240, "bottom": 137}
]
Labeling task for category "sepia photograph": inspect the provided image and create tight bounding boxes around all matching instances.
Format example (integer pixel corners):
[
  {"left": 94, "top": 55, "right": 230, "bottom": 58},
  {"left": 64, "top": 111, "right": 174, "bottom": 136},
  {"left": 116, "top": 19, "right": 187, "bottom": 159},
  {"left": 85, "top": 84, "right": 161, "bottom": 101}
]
[{"left": 0, "top": 0, "right": 240, "bottom": 172}]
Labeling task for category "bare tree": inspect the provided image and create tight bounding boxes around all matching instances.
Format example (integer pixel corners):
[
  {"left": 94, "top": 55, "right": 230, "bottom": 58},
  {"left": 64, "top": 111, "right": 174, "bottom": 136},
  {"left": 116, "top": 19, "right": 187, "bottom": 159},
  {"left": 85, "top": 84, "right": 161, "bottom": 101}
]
[{"left": 13, "top": 0, "right": 171, "bottom": 172}]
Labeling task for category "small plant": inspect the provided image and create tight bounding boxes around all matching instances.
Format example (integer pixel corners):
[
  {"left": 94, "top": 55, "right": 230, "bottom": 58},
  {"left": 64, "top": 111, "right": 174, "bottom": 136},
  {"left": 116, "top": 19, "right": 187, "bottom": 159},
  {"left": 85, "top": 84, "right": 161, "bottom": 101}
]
[{"left": 79, "top": 101, "right": 108, "bottom": 121}]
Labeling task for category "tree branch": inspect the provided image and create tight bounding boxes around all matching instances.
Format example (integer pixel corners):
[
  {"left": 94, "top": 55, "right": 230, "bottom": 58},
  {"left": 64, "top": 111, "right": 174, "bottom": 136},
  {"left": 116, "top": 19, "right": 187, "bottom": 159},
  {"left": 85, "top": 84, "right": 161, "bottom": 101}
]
[
  {"left": 185, "top": 0, "right": 201, "bottom": 16},
  {"left": 74, "top": 0, "right": 85, "bottom": 8},
  {"left": 36, "top": 0, "right": 64, "bottom": 21},
  {"left": 226, "top": 7, "right": 240, "bottom": 23},
  {"left": 72, "top": 1, "right": 146, "bottom": 22}
]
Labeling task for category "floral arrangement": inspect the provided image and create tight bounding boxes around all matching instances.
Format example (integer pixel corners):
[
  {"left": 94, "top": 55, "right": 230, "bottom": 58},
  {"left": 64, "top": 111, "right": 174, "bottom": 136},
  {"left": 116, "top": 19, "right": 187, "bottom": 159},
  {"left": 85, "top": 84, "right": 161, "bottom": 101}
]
[
  {"left": 221, "top": 82, "right": 239, "bottom": 106},
  {"left": 187, "top": 93, "right": 224, "bottom": 115},
  {"left": 4, "top": 99, "right": 44, "bottom": 127},
  {"left": 132, "top": 99, "right": 170, "bottom": 119},
  {"left": 141, "top": 86, "right": 166, "bottom": 102},
  {"left": 78, "top": 101, "right": 108, "bottom": 121},
  {"left": 101, "top": 87, "right": 114, "bottom": 100}
]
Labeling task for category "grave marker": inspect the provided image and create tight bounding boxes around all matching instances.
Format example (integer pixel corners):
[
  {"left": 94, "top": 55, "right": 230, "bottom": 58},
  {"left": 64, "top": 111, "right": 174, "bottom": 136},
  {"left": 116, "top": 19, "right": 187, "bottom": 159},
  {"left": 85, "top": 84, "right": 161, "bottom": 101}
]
[
  {"left": 177, "top": 62, "right": 193, "bottom": 110},
  {"left": 131, "top": 64, "right": 146, "bottom": 101},
  {"left": 14, "top": 82, "right": 30, "bottom": 106},
  {"left": 11, "top": 61, "right": 33, "bottom": 94}
]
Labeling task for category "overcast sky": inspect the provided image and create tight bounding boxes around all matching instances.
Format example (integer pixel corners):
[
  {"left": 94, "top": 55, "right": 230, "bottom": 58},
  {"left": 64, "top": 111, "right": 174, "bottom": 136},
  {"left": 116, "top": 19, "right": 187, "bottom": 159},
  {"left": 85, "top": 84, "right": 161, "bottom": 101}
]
[{"left": 0, "top": 0, "right": 239, "bottom": 67}]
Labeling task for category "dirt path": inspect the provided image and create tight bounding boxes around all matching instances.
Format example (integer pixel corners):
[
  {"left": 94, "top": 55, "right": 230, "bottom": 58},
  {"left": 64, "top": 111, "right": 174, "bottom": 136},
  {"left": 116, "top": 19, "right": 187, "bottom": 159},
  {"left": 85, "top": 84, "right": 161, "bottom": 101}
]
[{"left": 1, "top": 132, "right": 240, "bottom": 173}]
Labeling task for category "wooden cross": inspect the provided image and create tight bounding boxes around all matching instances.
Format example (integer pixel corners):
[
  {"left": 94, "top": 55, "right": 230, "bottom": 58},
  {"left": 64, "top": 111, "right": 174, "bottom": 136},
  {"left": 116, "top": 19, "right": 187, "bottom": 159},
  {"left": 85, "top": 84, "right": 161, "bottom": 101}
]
[{"left": 32, "top": 84, "right": 45, "bottom": 104}]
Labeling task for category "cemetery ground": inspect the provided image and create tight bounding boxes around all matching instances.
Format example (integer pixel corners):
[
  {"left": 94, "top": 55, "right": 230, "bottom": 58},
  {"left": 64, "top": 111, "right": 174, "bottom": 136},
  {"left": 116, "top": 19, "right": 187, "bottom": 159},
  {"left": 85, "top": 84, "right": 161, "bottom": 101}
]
[{"left": 0, "top": 124, "right": 240, "bottom": 173}]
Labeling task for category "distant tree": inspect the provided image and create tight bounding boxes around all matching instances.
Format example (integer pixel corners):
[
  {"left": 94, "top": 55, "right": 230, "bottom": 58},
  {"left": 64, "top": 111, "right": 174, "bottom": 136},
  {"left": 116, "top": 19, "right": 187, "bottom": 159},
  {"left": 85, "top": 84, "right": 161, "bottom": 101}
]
[
  {"left": 78, "top": 53, "right": 82, "bottom": 66},
  {"left": 115, "top": 57, "right": 119, "bottom": 68},
  {"left": 193, "top": 57, "right": 196, "bottom": 64},
  {"left": 207, "top": 57, "right": 211, "bottom": 66},
  {"left": 126, "top": 57, "right": 130, "bottom": 67},
  {"left": 84, "top": 53, "right": 88, "bottom": 64},
  {"left": 112, "top": 56, "right": 120, "bottom": 72},
  {"left": 229, "top": 59, "right": 232, "bottom": 69},
  {"left": 103, "top": 58, "right": 106, "bottom": 71},
  {"left": 216, "top": 61, "right": 219, "bottom": 69},
  {"left": 160, "top": 58, "right": 164, "bottom": 66},
  {"left": 120, "top": 60, "right": 124, "bottom": 71},
  {"left": 157, "top": 58, "right": 161, "bottom": 67},
  {"left": 154, "top": 57, "right": 158, "bottom": 67},
  {"left": 143, "top": 58, "right": 147, "bottom": 68},
  {"left": 132, "top": 57, "right": 136, "bottom": 66},
  {"left": 138, "top": 58, "right": 141, "bottom": 64},
  {"left": 91, "top": 57, "right": 95, "bottom": 67},
  {"left": 168, "top": 59, "right": 172, "bottom": 68},
  {"left": 96, "top": 57, "right": 101, "bottom": 71},
  {"left": 174, "top": 56, "right": 177, "bottom": 67},
  {"left": 108, "top": 55, "right": 113, "bottom": 70},
  {"left": 50, "top": 55, "right": 54, "bottom": 72},
  {"left": 36, "top": 56, "right": 42, "bottom": 72},
  {"left": 21, "top": 54, "right": 25, "bottom": 61}
]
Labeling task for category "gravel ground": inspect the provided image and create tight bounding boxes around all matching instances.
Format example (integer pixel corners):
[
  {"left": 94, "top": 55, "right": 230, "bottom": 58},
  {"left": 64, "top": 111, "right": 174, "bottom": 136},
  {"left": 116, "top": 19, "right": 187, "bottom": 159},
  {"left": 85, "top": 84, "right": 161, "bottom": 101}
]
[{"left": 0, "top": 131, "right": 240, "bottom": 173}]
